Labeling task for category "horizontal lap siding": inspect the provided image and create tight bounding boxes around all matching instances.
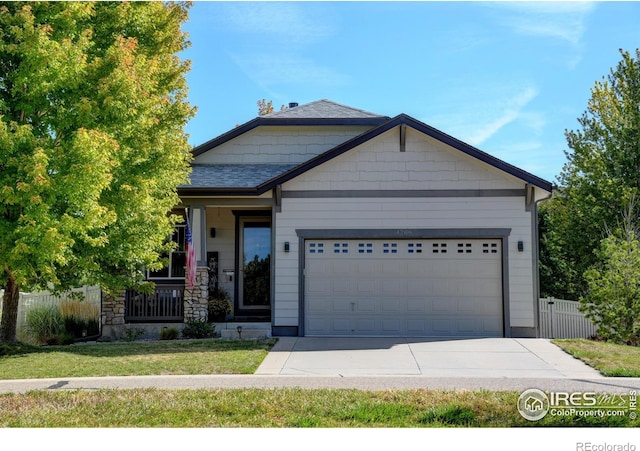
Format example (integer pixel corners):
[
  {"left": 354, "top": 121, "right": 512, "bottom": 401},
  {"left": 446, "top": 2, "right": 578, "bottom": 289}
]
[
  {"left": 271, "top": 125, "right": 538, "bottom": 329},
  {"left": 205, "top": 208, "right": 237, "bottom": 304},
  {"left": 194, "top": 126, "right": 372, "bottom": 165},
  {"left": 274, "top": 197, "right": 534, "bottom": 328},
  {"left": 284, "top": 128, "right": 525, "bottom": 192}
]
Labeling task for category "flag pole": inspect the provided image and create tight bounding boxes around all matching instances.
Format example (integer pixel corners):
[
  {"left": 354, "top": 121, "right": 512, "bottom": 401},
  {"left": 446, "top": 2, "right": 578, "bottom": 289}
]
[{"left": 184, "top": 206, "right": 196, "bottom": 289}]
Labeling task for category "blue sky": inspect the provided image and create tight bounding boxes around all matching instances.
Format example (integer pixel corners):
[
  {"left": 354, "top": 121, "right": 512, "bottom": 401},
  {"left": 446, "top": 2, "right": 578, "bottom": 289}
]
[{"left": 182, "top": 1, "right": 640, "bottom": 184}]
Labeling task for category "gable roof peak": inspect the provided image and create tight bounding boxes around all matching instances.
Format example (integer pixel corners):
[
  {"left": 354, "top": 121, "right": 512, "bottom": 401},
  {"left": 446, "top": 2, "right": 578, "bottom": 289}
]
[{"left": 263, "top": 99, "right": 387, "bottom": 119}]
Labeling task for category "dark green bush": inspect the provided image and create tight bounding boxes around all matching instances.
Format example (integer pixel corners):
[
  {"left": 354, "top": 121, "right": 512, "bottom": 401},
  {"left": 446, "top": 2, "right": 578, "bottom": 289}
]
[
  {"left": 182, "top": 320, "right": 216, "bottom": 339},
  {"left": 159, "top": 327, "right": 179, "bottom": 340},
  {"left": 207, "top": 287, "right": 231, "bottom": 322},
  {"left": 64, "top": 317, "right": 100, "bottom": 339},
  {"left": 122, "top": 327, "right": 145, "bottom": 342},
  {"left": 45, "top": 332, "right": 75, "bottom": 346}
]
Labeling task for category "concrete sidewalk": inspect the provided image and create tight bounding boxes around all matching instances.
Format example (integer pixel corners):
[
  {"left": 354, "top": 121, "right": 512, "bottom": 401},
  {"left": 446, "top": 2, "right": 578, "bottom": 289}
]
[{"left": 1, "top": 374, "right": 640, "bottom": 394}]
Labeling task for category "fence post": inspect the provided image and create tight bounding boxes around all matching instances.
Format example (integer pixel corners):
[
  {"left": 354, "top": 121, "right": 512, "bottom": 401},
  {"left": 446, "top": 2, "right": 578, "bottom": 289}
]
[{"left": 548, "top": 297, "right": 555, "bottom": 339}]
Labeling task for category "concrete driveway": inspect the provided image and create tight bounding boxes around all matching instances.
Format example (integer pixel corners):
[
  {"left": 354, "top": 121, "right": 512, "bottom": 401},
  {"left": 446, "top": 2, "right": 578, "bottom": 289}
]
[{"left": 256, "top": 337, "right": 602, "bottom": 378}]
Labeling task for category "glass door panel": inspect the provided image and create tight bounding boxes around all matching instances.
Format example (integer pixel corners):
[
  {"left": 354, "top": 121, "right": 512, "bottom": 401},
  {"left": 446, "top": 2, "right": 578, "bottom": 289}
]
[{"left": 239, "top": 220, "right": 271, "bottom": 309}]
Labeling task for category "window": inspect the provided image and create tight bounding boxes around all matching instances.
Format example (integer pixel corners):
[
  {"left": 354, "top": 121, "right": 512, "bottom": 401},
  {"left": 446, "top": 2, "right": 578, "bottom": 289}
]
[
  {"left": 383, "top": 243, "right": 398, "bottom": 254},
  {"left": 432, "top": 243, "right": 447, "bottom": 254},
  {"left": 334, "top": 243, "right": 349, "bottom": 254},
  {"left": 148, "top": 224, "right": 186, "bottom": 279},
  {"left": 483, "top": 242, "right": 498, "bottom": 254},
  {"left": 309, "top": 242, "right": 325, "bottom": 254}
]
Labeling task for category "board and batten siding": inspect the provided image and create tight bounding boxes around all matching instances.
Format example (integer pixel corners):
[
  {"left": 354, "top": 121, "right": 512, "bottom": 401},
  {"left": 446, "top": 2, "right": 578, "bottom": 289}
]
[
  {"left": 194, "top": 125, "right": 373, "bottom": 165},
  {"left": 273, "top": 125, "right": 539, "bottom": 333}
]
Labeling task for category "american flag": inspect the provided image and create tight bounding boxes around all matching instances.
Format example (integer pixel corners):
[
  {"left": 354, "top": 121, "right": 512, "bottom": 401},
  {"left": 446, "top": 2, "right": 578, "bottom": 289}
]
[{"left": 185, "top": 214, "right": 196, "bottom": 289}]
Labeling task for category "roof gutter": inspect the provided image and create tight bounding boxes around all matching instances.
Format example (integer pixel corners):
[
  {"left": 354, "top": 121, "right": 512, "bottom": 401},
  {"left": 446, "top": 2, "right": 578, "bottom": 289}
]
[{"left": 178, "top": 187, "right": 262, "bottom": 197}]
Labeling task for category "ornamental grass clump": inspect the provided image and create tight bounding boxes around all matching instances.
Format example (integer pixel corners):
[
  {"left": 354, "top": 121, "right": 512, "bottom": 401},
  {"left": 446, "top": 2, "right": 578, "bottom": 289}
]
[
  {"left": 25, "top": 304, "right": 65, "bottom": 345},
  {"left": 60, "top": 300, "right": 100, "bottom": 339}
]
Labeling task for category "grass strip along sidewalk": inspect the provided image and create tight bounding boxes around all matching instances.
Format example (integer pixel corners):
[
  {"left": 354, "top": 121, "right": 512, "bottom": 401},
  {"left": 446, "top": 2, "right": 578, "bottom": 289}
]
[
  {"left": 553, "top": 339, "right": 640, "bottom": 377},
  {"left": 0, "top": 388, "right": 638, "bottom": 427}
]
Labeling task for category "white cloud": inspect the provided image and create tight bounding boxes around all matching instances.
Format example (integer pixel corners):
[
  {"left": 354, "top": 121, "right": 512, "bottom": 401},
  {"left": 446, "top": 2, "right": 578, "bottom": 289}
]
[
  {"left": 213, "top": 3, "right": 346, "bottom": 88},
  {"left": 466, "top": 87, "right": 538, "bottom": 145},
  {"left": 487, "top": 2, "right": 596, "bottom": 46},
  {"left": 427, "top": 85, "right": 539, "bottom": 147},
  {"left": 217, "top": 3, "right": 334, "bottom": 44},
  {"left": 231, "top": 53, "right": 350, "bottom": 87}
]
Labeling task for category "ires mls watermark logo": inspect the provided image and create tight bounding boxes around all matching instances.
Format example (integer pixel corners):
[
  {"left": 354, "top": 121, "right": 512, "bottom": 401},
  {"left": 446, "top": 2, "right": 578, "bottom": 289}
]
[{"left": 517, "top": 388, "right": 637, "bottom": 421}]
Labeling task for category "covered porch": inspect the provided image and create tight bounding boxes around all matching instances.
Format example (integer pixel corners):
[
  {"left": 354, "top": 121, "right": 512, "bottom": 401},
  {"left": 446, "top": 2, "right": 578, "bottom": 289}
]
[{"left": 100, "top": 196, "right": 277, "bottom": 340}]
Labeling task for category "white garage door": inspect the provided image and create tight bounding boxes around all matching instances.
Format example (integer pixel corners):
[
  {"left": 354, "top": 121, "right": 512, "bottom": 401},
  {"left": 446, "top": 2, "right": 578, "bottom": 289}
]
[{"left": 304, "top": 238, "right": 503, "bottom": 337}]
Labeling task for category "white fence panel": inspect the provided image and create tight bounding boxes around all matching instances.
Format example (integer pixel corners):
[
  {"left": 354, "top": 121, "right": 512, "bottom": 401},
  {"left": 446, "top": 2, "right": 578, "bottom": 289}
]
[
  {"left": 0, "top": 286, "right": 101, "bottom": 336},
  {"left": 539, "top": 297, "right": 597, "bottom": 339}
]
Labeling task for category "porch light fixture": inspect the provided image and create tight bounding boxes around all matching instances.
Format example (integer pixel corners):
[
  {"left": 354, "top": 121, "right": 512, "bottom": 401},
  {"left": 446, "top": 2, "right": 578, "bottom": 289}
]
[
  {"left": 518, "top": 240, "right": 524, "bottom": 252},
  {"left": 284, "top": 241, "right": 290, "bottom": 253},
  {"left": 210, "top": 228, "right": 216, "bottom": 238}
]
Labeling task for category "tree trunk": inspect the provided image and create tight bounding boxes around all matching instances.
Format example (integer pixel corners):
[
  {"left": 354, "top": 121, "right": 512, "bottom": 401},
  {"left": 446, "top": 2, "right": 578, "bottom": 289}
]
[{"left": 0, "top": 274, "right": 20, "bottom": 344}]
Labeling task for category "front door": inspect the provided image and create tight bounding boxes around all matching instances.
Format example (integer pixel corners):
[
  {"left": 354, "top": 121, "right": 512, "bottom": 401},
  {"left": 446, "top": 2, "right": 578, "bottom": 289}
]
[{"left": 237, "top": 216, "right": 271, "bottom": 316}]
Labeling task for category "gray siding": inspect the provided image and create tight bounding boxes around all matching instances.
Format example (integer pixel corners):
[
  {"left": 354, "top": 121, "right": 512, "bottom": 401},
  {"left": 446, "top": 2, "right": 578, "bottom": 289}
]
[
  {"left": 272, "top": 126, "right": 543, "bottom": 331},
  {"left": 194, "top": 125, "right": 373, "bottom": 165},
  {"left": 284, "top": 127, "right": 525, "bottom": 191},
  {"left": 274, "top": 197, "right": 535, "bottom": 329}
]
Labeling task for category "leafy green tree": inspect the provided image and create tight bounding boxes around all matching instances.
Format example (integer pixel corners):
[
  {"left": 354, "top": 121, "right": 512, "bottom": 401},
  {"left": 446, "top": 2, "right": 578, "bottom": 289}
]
[
  {"left": 541, "top": 49, "right": 640, "bottom": 299},
  {"left": 581, "top": 206, "right": 640, "bottom": 345},
  {"left": 538, "top": 200, "right": 580, "bottom": 299},
  {"left": 0, "top": 2, "right": 195, "bottom": 343}
]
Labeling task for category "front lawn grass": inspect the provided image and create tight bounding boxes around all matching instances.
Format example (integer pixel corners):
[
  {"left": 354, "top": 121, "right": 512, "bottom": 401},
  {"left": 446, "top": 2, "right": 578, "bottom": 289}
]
[
  {"left": 0, "top": 339, "right": 277, "bottom": 379},
  {"left": 0, "top": 388, "right": 637, "bottom": 427},
  {"left": 553, "top": 339, "right": 640, "bottom": 377}
]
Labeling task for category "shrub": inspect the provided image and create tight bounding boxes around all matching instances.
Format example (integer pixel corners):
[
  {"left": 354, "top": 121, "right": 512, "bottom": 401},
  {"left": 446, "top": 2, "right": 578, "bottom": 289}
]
[
  {"left": 182, "top": 320, "right": 216, "bottom": 339},
  {"left": 208, "top": 299, "right": 231, "bottom": 322},
  {"left": 159, "top": 327, "right": 179, "bottom": 340},
  {"left": 45, "top": 332, "right": 75, "bottom": 346},
  {"left": 581, "top": 228, "right": 640, "bottom": 345},
  {"left": 122, "top": 327, "right": 145, "bottom": 342},
  {"left": 207, "top": 287, "right": 231, "bottom": 322},
  {"left": 64, "top": 317, "right": 100, "bottom": 338},
  {"left": 25, "top": 304, "right": 64, "bottom": 345}
]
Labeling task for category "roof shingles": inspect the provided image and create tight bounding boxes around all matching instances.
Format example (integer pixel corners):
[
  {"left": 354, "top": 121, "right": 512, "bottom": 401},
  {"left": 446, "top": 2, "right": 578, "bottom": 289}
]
[
  {"left": 184, "top": 164, "right": 297, "bottom": 189},
  {"left": 263, "top": 99, "right": 386, "bottom": 119}
]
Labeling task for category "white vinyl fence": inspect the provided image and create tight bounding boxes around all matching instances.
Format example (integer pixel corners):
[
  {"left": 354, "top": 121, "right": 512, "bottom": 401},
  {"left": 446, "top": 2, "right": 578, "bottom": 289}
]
[
  {"left": 539, "top": 297, "right": 597, "bottom": 339},
  {"left": 0, "top": 286, "right": 101, "bottom": 337}
]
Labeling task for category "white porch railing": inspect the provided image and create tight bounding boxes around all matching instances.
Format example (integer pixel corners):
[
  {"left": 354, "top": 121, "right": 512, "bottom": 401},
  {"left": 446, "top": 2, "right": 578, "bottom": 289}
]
[
  {"left": 539, "top": 297, "right": 597, "bottom": 339},
  {"left": 0, "top": 286, "right": 101, "bottom": 337}
]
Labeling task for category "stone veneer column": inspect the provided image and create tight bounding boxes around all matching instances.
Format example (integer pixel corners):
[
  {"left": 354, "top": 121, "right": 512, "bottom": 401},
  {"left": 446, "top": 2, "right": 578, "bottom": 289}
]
[
  {"left": 184, "top": 266, "right": 209, "bottom": 322},
  {"left": 102, "top": 292, "right": 125, "bottom": 326},
  {"left": 100, "top": 291, "right": 126, "bottom": 341}
]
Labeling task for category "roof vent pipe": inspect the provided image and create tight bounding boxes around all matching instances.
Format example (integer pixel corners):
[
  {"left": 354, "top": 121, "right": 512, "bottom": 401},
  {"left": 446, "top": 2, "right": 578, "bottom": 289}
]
[{"left": 288, "top": 102, "right": 299, "bottom": 108}]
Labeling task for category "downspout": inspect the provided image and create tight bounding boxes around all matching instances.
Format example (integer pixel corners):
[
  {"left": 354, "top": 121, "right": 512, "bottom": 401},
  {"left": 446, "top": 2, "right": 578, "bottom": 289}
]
[{"left": 531, "top": 185, "right": 554, "bottom": 338}]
